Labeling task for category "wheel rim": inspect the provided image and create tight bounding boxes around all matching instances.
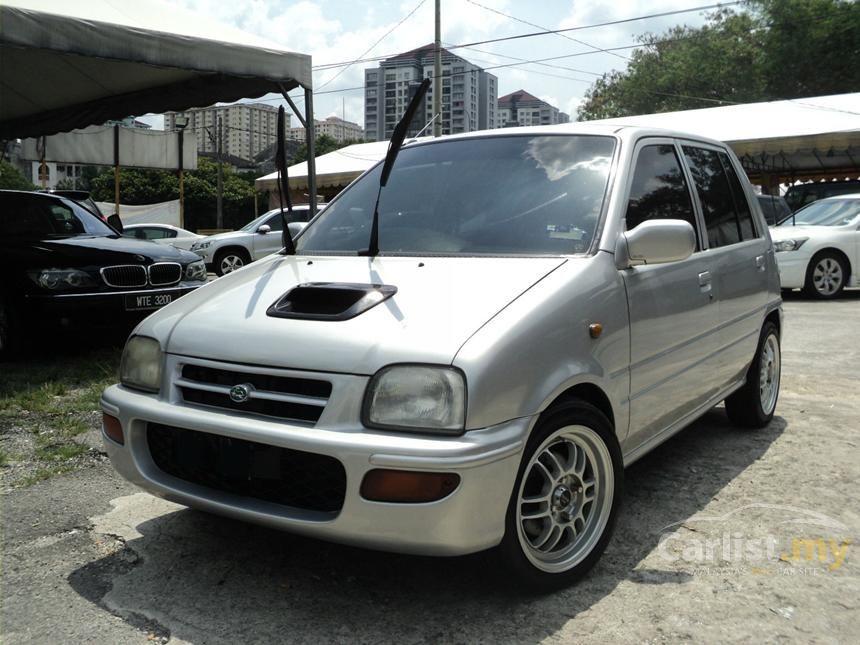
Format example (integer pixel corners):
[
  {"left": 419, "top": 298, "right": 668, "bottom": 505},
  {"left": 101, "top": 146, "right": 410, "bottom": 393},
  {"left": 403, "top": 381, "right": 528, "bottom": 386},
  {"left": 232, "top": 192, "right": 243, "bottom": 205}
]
[
  {"left": 221, "top": 255, "right": 244, "bottom": 274},
  {"left": 516, "top": 425, "right": 614, "bottom": 573},
  {"left": 759, "top": 333, "right": 780, "bottom": 415},
  {"left": 812, "top": 257, "right": 843, "bottom": 296}
]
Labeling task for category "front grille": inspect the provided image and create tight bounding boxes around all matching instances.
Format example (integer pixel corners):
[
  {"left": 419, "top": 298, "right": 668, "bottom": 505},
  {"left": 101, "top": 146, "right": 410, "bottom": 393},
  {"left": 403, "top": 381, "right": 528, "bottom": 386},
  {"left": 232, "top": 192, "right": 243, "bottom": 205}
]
[
  {"left": 177, "top": 363, "right": 331, "bottom": 424},
  {"left": 148, "top": 262, "right": 182, "bottom": 286},
  {"left": 101, "top": 265, "right": 147, "bottom": 287},
  {"left": 147, "top": 423, "right": 346, "bottom": 513}
]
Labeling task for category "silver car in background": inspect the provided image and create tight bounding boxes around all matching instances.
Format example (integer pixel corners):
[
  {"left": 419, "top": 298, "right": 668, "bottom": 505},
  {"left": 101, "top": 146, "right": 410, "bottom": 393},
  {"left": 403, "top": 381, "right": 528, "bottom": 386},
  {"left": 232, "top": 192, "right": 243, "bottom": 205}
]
[{"left": 102, "top": 124, "right": 782, "bottom": 590}]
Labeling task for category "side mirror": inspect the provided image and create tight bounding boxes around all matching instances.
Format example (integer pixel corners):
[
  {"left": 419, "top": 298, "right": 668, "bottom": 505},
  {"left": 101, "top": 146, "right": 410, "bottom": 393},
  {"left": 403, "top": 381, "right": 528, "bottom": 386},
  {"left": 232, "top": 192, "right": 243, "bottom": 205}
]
[
  {"left": 617, "top": 219, "right": 696, "bottom": 268},
  {"left": 287, "top": 221, "right": 307, "bottom": 239},
  {"left": 107, "top": 213, "right": 123, "bottom": 233},
  {"left": 257, "top": 224, "right": 271, "bottom": 234}
]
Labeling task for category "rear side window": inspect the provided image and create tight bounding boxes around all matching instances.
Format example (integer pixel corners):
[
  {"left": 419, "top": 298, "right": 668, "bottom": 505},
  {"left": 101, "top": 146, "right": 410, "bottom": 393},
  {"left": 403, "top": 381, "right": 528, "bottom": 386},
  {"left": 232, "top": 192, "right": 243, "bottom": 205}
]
[
  {"left": 719, "top": 152, "right": 757, "bottom": 240},
  {"left": 683, "top": 146, "right": 749, "bottom": 248},
  {"left": 626, "top": 144, "right": 699, "bottom": 248}
]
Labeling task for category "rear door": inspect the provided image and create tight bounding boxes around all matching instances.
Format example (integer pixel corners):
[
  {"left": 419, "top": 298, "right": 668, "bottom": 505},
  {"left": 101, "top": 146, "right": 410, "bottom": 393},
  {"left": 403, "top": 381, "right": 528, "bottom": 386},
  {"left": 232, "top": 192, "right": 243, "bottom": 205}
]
[
  {"left": 681, "top": 143, "right": 770, "bottom": 388},
  {"left": 621, "top": 139, "right": 723, "bottom": 449}
]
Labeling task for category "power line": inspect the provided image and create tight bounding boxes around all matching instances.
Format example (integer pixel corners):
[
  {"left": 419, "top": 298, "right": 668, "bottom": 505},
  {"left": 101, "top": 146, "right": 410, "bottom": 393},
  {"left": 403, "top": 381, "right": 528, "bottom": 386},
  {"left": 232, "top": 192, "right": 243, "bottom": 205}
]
[
  {"left": 316, "top": 0, "right": 427, "bottom": 91},
  {"left": 463, "top": 0, "right": 631, "bottom": 62}
]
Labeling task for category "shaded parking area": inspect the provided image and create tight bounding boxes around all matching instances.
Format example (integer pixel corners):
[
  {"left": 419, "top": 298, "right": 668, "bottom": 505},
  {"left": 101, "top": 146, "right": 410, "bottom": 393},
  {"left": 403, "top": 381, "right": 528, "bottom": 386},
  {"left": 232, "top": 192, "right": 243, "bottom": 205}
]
[{"left": 1, "top": 295, "right": 858, "bottom": 643}]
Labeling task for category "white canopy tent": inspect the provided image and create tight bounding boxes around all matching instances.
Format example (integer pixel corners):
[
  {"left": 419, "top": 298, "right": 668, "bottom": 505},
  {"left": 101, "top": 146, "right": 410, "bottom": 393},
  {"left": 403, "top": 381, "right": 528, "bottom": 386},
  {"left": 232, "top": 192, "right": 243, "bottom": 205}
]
[
  {"left": 255, "top": 141, "right": 392, "bottom": 194},
  {"left": 589, "top": 92, "right": 860, "bottom": 188}
]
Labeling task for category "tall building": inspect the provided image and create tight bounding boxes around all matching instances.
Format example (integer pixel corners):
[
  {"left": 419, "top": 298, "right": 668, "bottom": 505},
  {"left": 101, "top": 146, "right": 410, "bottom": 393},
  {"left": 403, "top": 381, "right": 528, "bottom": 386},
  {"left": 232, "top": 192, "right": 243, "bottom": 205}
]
[
  {"left": 497, "top": 90, "right": 570, "bottom": 128},
  {"left": 165, "top": 104, "right": 285, "bottom": 164},
  {"left": 287, "top": 116, "right": 364, "bottom": 143},
  {"left": 364, "top": 44, "right": 498, "bottom": 141}
]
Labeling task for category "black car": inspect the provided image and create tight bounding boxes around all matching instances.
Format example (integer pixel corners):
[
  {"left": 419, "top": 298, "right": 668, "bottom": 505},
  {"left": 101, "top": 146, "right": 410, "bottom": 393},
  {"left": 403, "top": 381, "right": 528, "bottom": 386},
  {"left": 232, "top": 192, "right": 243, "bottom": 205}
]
[{"left": 0, "top": 190, "right": 207, "bottom": 357}]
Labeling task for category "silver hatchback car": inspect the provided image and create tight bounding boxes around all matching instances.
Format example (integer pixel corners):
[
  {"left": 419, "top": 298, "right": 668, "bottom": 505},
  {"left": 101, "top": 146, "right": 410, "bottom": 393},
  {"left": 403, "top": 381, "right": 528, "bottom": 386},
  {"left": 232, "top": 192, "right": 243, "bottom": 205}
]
[{"left": 102, "top": 124, "right": 782, "bottom": 590}]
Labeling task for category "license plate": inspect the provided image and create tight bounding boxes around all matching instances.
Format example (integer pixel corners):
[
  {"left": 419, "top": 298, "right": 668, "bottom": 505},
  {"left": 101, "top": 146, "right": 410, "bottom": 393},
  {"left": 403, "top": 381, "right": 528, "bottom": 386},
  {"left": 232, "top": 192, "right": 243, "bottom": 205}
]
[{"left": 124, "top": 291, "right": 174, "bottom": 311}]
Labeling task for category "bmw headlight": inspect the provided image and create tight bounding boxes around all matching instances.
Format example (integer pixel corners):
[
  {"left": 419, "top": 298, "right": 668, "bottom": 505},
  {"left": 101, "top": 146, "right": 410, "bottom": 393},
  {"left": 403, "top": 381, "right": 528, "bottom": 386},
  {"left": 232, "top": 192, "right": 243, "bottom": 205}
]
[
  {"left": 28, "top": 268, "right": 96, "bottom": 290},
  {"left": 774, "top": 238, "right": 808, "bottom": 252},
  {"left": 120, "top": 336, "right": 163, "bottom": 393},
  {"left": 363, "top": 365, "right": 466, "bottom": 434},
  {"left": 185, "top": 259, "right": 207, "bottom": 281},
  {"left": 191, "top": 240, "right": 212, "bottom": 251}
]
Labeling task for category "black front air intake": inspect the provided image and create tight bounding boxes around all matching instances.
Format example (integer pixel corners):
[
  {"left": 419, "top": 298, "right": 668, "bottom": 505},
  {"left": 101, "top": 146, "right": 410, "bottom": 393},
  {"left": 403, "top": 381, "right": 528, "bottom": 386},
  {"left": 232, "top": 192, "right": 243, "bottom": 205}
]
[{"left": 267, "top": 282, "right": 397, "bottom": 321}]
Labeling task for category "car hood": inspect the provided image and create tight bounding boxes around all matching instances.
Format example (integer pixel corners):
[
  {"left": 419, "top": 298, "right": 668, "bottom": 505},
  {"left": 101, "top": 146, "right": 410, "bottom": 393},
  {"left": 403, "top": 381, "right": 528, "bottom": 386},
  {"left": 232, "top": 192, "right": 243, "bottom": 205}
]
[
  {"left": 1, "top": 235, "right": 199, "bottom": 268},
  {"left": 147, "top": 254, "right": 566, "bottom": 374},
  {"left": 769, "top": 224, "right": 848, "bottom": 240},
  {"left": 205, "top": 230, "right": 251, "bottom": 243}
]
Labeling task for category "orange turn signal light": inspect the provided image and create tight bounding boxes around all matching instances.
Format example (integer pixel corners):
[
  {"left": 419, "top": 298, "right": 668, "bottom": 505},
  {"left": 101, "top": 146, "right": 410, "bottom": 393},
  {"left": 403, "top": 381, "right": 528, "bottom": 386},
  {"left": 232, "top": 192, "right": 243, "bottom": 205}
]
[
  {"left": 102, "top": 413, "right": 124, "bottom": 445},
  {"left": 360, "top": 469, "right": 460, "bottom": 503}
]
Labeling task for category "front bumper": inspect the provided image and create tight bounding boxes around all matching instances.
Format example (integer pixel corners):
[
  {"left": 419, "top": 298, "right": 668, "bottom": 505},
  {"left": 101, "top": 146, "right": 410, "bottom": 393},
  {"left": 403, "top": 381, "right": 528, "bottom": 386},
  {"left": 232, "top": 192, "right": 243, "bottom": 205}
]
[
  {"left": 774, "top": 252, "right": 808, "bottom": 289},
  {"left": 23, "top": 283, "right": 203, "bottom": 328},
  {"left": 100, "top": 384, "right": 529, "bottom": 556}
]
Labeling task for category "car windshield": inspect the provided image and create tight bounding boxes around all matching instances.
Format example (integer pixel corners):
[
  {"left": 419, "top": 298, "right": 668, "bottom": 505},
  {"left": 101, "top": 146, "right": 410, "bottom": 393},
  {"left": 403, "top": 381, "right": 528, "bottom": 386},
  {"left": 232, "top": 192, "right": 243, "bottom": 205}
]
[
  {"left": 296, "top": 134, "right": 616, "bottom": 256},
  {"left": 778, "top": 198, "right": 860, "bottom": 227},
  {"left": 2, "top": 194, "right": 116, "bottom": 239},
  {"left": 239, "top": 211, "right": 276, "bottom": 232}
]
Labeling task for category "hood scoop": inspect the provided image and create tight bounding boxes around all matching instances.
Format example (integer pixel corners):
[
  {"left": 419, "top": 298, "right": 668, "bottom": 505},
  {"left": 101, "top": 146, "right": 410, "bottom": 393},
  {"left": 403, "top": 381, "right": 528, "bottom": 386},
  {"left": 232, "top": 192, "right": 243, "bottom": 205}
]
[{"left": 267, "top": 282, "right": 398, "bottom": 321}]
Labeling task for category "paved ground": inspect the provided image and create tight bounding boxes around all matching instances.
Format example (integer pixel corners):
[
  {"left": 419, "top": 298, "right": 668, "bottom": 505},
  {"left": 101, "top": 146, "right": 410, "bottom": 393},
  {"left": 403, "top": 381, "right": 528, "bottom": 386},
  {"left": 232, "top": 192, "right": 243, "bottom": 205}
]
[{"left": 2, "top": 293, "right": 858, "bottom": 644}]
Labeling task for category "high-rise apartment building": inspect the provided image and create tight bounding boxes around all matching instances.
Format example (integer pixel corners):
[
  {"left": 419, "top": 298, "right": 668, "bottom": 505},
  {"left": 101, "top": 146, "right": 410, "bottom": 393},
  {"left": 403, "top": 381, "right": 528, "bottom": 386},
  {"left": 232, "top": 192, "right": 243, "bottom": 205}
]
[
  {"left": 364, "top": 44, "right": 497, "bottom": 141},
  {"left": 497, "top": 90, "right": 570, "bottom": 128},
  {"left": 165, "top": 104, "right": 285, "bottom": 163},
  {"left": 287, "top": 116, "right": 364, "bottom": 143}
]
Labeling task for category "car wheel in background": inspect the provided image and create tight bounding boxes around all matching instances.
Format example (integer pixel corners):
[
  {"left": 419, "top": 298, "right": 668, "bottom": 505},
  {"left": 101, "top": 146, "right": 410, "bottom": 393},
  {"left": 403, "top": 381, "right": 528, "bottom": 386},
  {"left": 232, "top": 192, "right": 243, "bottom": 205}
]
[
  {"left": 496, "top": 400, "right": 622, "bottom": 591},
  {"left": 214, "top": 249, "right": 250, "bottom": 276},
  {"left": 725, "top": 321, "right": 781, "bottom": 428},
  {"left": 803, "top": 251, "right": 847, "bottom": 299}
]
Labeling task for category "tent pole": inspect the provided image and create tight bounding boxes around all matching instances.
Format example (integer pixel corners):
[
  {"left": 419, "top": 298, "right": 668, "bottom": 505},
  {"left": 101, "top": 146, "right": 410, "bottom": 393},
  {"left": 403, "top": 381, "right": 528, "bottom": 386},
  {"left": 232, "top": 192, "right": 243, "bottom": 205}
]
[
  {"left": 305, "top": 88, "right": 317, "bottom": 214},
  {"left": 113, "top": 125, "right": 120, "bottom": 217}
]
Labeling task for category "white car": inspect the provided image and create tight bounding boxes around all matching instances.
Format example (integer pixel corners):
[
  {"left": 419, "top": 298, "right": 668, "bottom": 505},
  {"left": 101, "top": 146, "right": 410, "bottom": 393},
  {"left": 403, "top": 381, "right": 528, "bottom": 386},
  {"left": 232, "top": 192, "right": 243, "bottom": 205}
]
[
  {"left": 770, "top": 194, "right": 860, "bottom": 298},
  {"left": 122, "top": 224, "right": 203, "bottom": 251},
  {"left": 190, "top": 205, "right": 321, "bottom": 276}
]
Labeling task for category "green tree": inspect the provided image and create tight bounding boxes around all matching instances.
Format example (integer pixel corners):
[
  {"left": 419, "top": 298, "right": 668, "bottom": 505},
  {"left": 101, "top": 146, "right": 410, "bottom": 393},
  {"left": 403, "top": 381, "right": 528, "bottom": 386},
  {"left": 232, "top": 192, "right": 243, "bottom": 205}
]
[
  {"left": 292, "top": 135, "right": 363, "bottom": 164},
  {"left": 0, "top": 160, "right": 35, "bottom": 190},
  {"left": 577, "top": 0, "right": 860, "bottom": 120}
]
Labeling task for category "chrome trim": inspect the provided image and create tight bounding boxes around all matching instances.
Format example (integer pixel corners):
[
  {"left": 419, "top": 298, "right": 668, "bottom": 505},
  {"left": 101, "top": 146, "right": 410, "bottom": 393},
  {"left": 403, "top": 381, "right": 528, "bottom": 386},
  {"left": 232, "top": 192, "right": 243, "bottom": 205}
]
[
  {"left": 100, "top": 264, "right": 147, "bottom": 288},
  {"left": 174, "top": 378, "right": 328, "bottom": 408},
  {"left": 148, "top": 262, "right": 182, "bottom": 286}
]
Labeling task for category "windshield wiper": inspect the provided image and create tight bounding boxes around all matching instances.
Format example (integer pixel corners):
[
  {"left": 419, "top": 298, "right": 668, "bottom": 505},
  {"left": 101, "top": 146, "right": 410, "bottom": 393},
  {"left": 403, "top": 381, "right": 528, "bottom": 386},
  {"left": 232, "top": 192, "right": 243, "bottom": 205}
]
[
  {"left": 275, "top": 105, "right": 297, "bottom": 255},
  {"left": 359, "top": 78, "right": 431, "bottom": 258}
]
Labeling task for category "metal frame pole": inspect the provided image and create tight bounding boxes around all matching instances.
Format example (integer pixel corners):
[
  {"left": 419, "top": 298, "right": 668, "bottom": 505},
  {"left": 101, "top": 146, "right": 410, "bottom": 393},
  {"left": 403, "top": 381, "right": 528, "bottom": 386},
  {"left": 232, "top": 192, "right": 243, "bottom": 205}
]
[{"left": 305, "top": 88, "right": 317, "bottom": 214}]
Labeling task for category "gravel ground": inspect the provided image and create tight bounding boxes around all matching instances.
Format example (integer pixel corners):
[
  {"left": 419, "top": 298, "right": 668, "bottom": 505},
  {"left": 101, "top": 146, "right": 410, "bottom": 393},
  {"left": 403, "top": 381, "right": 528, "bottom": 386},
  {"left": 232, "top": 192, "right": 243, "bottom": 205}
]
[{"left": 1, "top": 294, "right": 858, "bottom": 644}]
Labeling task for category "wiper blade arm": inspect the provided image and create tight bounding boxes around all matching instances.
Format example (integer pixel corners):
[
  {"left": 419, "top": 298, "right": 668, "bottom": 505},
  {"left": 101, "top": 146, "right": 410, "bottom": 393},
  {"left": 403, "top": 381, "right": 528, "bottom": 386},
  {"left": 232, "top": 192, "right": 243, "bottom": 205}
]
[{"left": 360, "top": 78, "right": 431, "bottom": 258}]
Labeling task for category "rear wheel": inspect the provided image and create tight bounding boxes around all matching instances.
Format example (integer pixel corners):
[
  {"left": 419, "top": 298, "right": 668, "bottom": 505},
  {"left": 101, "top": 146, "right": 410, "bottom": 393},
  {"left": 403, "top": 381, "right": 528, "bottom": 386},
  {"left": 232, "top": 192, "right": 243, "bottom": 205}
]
[
  {"left": 725, "top": 321, "right": 780, "bottom": 428},
  {"left": 803, "top": 252, "right": 847, "bottom": 299},
  {"left": 214, "top": 248, "right": 250, "bottom": 276},
  {"left": 496, "top": 401, "right": 622, "bottom": 591}
]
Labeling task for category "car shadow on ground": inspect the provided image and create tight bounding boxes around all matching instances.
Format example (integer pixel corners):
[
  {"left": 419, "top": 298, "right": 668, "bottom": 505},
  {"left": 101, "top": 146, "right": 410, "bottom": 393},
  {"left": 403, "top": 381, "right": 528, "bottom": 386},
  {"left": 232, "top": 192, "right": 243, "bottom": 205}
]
[{"left": 68, "top": 409, "right": 786, "bottom": 643}]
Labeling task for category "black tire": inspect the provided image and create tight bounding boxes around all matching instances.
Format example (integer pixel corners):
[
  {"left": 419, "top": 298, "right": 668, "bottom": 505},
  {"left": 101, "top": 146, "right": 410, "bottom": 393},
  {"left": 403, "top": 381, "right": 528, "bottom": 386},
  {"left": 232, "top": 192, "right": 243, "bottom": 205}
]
[
  {"left": 725, "top": 321, "right": 780, "bottom": 428},
  {"left": 802, "top": 251, "right": 848, "bottom": 299},
  {"left": 214, "top": 248, "right": 251, "bottom": 276},
  {"left": 495, "top": 400, "right": 623, "bottom": 592}
]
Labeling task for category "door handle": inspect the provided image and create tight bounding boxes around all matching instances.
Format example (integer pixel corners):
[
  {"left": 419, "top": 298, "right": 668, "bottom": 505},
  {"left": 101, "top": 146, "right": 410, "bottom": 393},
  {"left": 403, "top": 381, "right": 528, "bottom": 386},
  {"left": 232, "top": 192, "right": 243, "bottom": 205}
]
[
  {"left": 755, "top": 254, "right": 766, "bottom": 271},
  {"left": 698, "top": 271, "right": 712, "bottom": 286}
]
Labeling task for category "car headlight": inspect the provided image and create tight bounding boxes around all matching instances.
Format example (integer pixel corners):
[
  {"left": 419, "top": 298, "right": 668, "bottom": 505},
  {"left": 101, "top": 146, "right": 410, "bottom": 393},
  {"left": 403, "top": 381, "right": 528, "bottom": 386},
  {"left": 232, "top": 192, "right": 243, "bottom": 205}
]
[
  {"left": 185, "top": 259, "right": 207, "bottom": 281},
  {"left": 191, "top": 240, "right": 212, "bottom": 251},
  {"left": 774, "top": 238, "right": 808, "bottom": 252},
  {"left": 363, "top": 365, "right": 466, "bottom": 434},
  {"left": 120, "top": 336, "right": 163, "bottom": 393},
  {"left": 28, "top": 268, "right": 96, "bottom": 290}
]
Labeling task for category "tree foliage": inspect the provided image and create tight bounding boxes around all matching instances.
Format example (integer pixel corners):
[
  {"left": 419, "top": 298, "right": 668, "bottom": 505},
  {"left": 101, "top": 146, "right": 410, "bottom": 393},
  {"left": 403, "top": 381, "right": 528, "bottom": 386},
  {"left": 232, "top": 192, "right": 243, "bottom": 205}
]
[
  {"left": 292, "top": 135, "right": 364, "bottom": 164},
  {"left": 577, "top": 0, "right": 860, "bottom": 120},
  {"left": 0, "top": 160, "right": 35, "bottom": 191}
]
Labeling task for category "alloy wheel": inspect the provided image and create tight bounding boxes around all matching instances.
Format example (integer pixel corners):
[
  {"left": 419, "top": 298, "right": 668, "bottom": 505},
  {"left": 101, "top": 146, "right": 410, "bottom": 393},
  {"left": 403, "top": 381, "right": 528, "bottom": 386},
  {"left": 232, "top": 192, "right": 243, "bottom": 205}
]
[
  {"left": 812, "top": 257, "right": 843, "bottom": 296},
  {"left": 220, "top": 255, "right": 245, "bottom": 274},
  {"left": 758, "top": 333, "right": 780, "bottom": 415}
]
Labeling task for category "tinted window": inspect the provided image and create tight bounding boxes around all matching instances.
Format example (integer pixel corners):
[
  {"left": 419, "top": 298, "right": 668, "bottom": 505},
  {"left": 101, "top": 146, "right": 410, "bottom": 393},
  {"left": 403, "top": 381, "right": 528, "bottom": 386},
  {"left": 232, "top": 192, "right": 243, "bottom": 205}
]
[
  {"left": 719, "top": 152, "right": 756, "bottom": 240},
  {"left": 757, "top": 195, "right": 791, "bottom": 226},
  {"left": 298, "top": 135, "right": 616, "bottom": 255},
  {"left": 683, "top": 146, "right": 741, "bottom": 247},
  {"left": 626, "top": 144, "right": 698, "bottom": 247},
  {"left": 1, "top": 194, "right": 114, "bottom": 238}
]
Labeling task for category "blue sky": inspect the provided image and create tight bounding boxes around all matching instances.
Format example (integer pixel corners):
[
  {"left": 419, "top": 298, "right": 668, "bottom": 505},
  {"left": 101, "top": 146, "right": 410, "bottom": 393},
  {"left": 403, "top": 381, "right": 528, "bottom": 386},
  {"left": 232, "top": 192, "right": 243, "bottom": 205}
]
[{"left": 146, "top": 0, "right": 717, "bottom": 128}]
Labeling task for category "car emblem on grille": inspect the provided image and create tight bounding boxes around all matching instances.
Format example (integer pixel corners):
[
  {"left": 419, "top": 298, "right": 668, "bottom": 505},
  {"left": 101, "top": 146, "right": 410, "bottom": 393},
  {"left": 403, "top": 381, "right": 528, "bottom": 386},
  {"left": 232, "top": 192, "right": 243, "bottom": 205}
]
[{"left": 229, "top": 383, "right": 253, "bottom": 403}]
